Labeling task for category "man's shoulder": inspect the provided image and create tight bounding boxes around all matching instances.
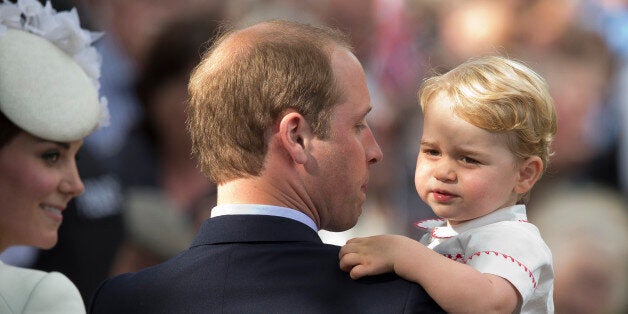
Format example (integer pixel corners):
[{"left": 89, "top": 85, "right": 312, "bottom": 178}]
[{"left": 89, "top": 242, "right": 444, "bottom": 313}]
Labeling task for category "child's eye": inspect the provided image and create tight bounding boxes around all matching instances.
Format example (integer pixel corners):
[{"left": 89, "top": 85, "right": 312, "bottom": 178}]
[
  {"left": 461, "top": 156, "right": 479, "bottom": 164},
  {"left": 42, "top": 150, "right": 60, "bottom": 163},
  {"left": 423, "top": 149, "right": 440, "bottom": 157}
]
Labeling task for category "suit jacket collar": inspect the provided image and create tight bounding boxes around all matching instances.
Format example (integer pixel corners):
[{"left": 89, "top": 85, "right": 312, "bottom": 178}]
[{"left": 191, "top": 215, "right": 323, "bottom": 247}]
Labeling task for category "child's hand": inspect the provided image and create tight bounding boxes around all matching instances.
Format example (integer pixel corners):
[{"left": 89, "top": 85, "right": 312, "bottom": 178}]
[{"left": 338, "top": 235, "right": 411, "bottom": 280}]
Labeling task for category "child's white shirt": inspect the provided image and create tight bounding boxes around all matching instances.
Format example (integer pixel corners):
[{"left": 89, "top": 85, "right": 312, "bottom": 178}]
[{"left": 416, "top": 204, "right": 554, "bottom": 313}]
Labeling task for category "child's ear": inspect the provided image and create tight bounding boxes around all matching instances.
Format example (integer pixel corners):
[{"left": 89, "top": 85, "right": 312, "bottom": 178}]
[
  {"left": 279, "top": 111, "right": 311, "bottom": 165},
  {"left": 514, "top": 156, "right": 543, "bottom": 194}
]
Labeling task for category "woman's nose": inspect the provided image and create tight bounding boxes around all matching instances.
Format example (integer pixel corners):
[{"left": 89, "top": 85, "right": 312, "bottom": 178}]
[{"left": 59, "top": 164, "right": 85, "bottom": 197}]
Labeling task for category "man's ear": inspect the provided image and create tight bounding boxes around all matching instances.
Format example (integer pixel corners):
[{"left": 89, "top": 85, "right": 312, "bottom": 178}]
[
  {"left": 514, "top": 156, "right": 543, "bottom": 194},
  {"left": 279, "top": 112, "right": 311, "bottom": 164}
]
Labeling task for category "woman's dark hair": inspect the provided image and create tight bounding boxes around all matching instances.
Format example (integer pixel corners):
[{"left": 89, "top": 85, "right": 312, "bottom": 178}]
[
  {"left": 135, "top": 11, "right": 223, "bottom": 148},
  {"left": 0, "top": 110, "right": 21, "bottom": 149}
]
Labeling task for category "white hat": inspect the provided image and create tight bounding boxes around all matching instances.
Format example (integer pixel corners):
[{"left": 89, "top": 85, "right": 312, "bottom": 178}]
[{"left": 0, "top": 0, "right": 107, "bottom": 142}]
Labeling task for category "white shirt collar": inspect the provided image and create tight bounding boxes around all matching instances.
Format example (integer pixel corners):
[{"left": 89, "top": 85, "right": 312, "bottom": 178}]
[
  {"left": 211, "top": 204, "right": 319, "bottom": 232},
  {"left": 416, "top": 204, "right": 528, "bottom": 238}
]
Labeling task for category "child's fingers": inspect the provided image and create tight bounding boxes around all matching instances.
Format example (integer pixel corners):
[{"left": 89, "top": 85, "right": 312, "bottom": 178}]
[
  {"left": 339, "top": 244, "right": 350, "bottom": 259},
  {"left": 344, "top": 237, "right": 363, "bottom": 244},
  {"left": 338, "top": 241, "right": 361, "bottom": 258},
  {"left": 349, "top": 264, "right": 368, "bottom": 280},
  {"left": 339, "top": 252, "right": 362, "bottom": 272}
]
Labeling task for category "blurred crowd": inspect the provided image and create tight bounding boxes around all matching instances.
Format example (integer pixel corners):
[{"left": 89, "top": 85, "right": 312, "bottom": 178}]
[{"left": 1, "top": 0, "right": 626, "bottom": 313}]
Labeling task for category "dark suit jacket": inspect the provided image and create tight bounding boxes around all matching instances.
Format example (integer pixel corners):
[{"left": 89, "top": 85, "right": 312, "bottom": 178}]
[{"left": 89, "top": 215, "right": 443, "bottom": 313}]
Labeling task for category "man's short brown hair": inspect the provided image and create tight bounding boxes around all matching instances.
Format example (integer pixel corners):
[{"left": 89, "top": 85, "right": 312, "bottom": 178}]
[{"left": 187, "top": 20, "right": 352, "bottom": 184}]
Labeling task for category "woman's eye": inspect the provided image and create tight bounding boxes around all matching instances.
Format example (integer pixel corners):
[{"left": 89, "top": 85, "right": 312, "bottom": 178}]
[{"left": 42, "top": 150, "right": 60, "bottom": 163}]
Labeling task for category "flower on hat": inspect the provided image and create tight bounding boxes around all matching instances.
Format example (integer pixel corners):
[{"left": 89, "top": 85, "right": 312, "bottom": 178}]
[{"left": 0, "top": 0, "right": 109, "bottom": 127}]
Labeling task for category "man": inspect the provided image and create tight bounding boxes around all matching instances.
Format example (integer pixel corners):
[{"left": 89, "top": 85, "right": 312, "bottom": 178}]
[{"left": 89, "top": 20, "right": 442, "bottom": 313}]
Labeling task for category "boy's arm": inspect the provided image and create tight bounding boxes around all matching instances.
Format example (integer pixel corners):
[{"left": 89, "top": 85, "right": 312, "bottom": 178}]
[{"left": 339, "top": 235, "right": 519, "bottom": 313}]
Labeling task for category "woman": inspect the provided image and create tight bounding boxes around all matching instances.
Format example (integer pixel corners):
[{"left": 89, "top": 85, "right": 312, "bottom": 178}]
[{"left": 0, "top": 1, "right": 107, "bottom": 313}]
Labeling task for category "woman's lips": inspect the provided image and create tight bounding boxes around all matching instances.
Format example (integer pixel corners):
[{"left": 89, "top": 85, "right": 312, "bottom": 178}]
[{"left": 41, "top": 205, "right": 63, "bottom": 222}]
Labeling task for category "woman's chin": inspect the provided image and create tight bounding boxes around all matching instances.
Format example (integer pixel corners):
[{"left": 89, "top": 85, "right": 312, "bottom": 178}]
[{"left": 36, "top": 235, "right": 59, "bottom": 250}]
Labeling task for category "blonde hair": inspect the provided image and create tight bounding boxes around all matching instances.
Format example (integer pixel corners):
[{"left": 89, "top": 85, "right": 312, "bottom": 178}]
[
  {"left": 419, "top": 55, "right": 557, "bottom": 173},
  {"left": 187, "top": 20, "right": 351, "bottom": 184}
]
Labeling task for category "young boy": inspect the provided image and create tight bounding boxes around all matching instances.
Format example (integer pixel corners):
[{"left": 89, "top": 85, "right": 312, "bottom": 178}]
[{"left": 339, "top": 55, "right": 556, "bottom": 313}]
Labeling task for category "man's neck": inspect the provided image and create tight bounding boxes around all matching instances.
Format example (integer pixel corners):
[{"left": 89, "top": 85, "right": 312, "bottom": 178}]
[{"left": 217, "top": 177, "right": 321, "bottom": 228}]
